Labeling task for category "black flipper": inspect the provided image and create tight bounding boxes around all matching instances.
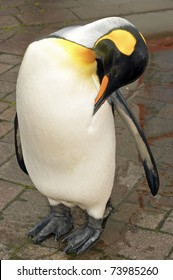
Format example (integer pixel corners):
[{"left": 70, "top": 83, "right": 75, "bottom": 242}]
[
  {"left": 14, "top": 113, "right": 28, "bottom": 175},
  {"left": 108, "top": 89, "right": 159, "bottom": 196}
]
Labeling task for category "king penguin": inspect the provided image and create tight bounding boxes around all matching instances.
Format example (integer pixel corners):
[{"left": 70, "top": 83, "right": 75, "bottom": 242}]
[{"left": 15, "top": 17, "right": 159, "bottom": 254}]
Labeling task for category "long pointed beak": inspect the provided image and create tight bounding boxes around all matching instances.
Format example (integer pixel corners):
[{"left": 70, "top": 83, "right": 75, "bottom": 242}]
[
  {"left": 108, "top": 89, "right": 159, "bottom": 196},
  {"left": 94, "top": 75, "right": 111, "bottom": 115}
]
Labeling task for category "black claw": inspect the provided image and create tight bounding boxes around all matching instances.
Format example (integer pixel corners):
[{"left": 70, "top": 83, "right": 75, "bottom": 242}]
[
  {"left": 33, "top": 235, "right": 47, "bottom": 244},
  {"left": 28, "top": 216, "right": 50, "bottom": 238},
  {"left": 76, "top": 233, "right": 100, "bottom": 255},
  {"left": 28, "top": 204, "right": 73, "bottom": 243}
]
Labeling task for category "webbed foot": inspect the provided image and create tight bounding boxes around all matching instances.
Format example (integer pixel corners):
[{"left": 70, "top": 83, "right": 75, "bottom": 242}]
[
  {"left": 28, "top": 204, "right": 73, "bottom": 243},
  {"left": 64, "top": 214, "right": 103, "bottom": 255},
  {"left": 63, "top": 199, "right": 114, "bottom": 255}
]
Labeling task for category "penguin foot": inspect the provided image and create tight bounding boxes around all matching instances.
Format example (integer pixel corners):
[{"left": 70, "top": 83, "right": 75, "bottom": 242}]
[
  {"left": 28, "top": 204, "right": 73, "bottom": 243},
  {"left": 63, "top": 215, "right": 103, "bottom": 255}
]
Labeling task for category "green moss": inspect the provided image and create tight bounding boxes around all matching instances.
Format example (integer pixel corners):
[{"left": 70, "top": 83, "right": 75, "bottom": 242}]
[{"left": 35, "top": 2, "right": 41, "bottom": 8}]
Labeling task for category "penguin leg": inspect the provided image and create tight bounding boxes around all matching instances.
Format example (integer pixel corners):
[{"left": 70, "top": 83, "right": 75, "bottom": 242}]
[
  {"left": 28, "top": 204, "right": 73, "bottom": 243},
  {"left": 64, "top": 200, "right": 113, "bottom": 255}
]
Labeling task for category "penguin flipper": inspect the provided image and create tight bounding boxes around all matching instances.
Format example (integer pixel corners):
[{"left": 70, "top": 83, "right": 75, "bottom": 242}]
[
  {"left": 108, "top": 89, "right": 159, "bottom": 196},
  {"left": 14, "top": 113, "right": 28, "bottom": 175}
]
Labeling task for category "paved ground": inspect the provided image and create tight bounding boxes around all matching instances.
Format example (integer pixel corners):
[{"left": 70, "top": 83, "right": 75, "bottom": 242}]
[{"left": 0, "top": 0, "right": 173, "bottom": 260}]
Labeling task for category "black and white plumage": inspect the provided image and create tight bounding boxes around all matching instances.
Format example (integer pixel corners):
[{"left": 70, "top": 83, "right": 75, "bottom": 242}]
[{"left": 15, "top": 17, "right": 159, "bottom": 254}]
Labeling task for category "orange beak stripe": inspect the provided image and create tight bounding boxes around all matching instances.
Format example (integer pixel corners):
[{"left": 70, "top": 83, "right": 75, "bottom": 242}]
[{"left": 95, "top": 75, "right": 109, "bottom": 104}]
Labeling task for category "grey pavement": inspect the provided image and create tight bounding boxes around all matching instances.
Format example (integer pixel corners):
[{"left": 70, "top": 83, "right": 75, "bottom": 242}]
[{"left": 0, "top": 0, "right": 173, "bottom": 260}]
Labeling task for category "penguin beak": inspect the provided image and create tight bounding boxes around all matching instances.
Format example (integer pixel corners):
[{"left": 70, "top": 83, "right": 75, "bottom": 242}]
[{"left": 94, "top": 74, "right": 109, "bottom": 110}]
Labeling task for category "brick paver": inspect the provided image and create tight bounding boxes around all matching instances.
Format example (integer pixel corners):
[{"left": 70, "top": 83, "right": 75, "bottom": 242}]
[{"left": 0, "top": 0, "right": 173, "bottom": 259}]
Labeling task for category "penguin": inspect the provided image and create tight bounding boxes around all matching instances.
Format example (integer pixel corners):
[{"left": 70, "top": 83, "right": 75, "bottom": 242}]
[{"left": 14, "top": 17, "right": 159, "bottom": 255}]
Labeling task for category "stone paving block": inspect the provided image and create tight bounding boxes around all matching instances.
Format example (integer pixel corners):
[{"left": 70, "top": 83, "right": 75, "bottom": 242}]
[
  {"left": 0, "top": 65, "right": 19, "bottom": 83},
  {"left": 102, "top": 219, "right": 126, "bottom": 246},
  {"left": 158, "top": 164, "right": 173, "bottom": 197},
  {"left": 116, "top": 160, "right": 143, "bottom": 191},
  {"left": 72, "top": 1, "right": 173, "bottom": 21},
  {"left": 0, "top": 0, "right": 26, "bottom": 7},
  {"left": 0, "top": 29, "right": 40, "bottom": 55},
  {"left": 0, "top": 54, "right": 22, "bottom": 65},
  {"left": 129, "top": 208, "right": 166, "bottom": 230},
  {"left": 0, "top": 244, "right": 12, "bottom": 260},
  {"left": 17, "top": 243, "right": 66, "bottom": 260},
  {"left": 157, "top": 103, "right": 173, "bottom": 120},
  {"left": 141, "top": 85, "right": 173, "bottom": 104},
  {"left": 127, "top": 190, "right": 173, "bottom": 211},
  {"left": 0, "top": 15, "right": 20, "bottom": 28},
  {"left": 0, "top": 105, "right": 16, "bottom": 121},
  {"left": 150, "top": 49, "right": 173, "bottom": 72},
  {"left": 0, "top": 30, "right": 15, "bottom": 41},
  {"left": 0, "top": 180, "right": 23, "bottom": 210},
  {"left": 0, "top": 121, "right": 13, "bottom": 139},
  {"left": 114, "top": 226, "right": 173, "bottom": 259},
  {"left": 0, "top": 81, "right": 16, "bottom": 96},
  {"left": 2, "top": 92, "right": 16, "bottom": 103},
  {"left": 0, "top": 63, "right": 13, "bottom": 75},
  {"left": 3, "top": 189, "right": 48, "bottom": 224},
  {"left": 77, "top": 0, "right": 173, "bottom": 11},
  {"left": 112, "top": 202, "right": 140, "bottom": 223},
  {"left": 115, "top": 117, "right": 139, "bottom": 161},
  {"left": 112, "top": 159, "right": 145, "bottom": 205},
  {"left": 150, "top": 139, "right": 173, "bottom": 166},
  {"left": 17, "top": 8, "right": 78, "bottom": 26},
  {"left": 0, "top": 156, "right": 33, "bottom": 186},
  {"left": 125, "top": 11, "right": 173, "bottom": 36},
  {"left": 144, "top": 117, "right": 173, "bottom": 140},
  {"left": 71, "top": 5, "right": 119, "bottom": 20},
  {"left": 134, "top": 97, "right": 173, "bottom": 122},
  {"left": 1, "top": 129, "right": 14, "bottom": 144},
  {"left": 16, "top": 3, "right": 44, "bottom": 14},
  {"left": 161, "top": 211, "right": 173, "bottom": 234},
  {"left": 40, "top": 0, "right": 80, "bottom": 9},
  {"left": 0, "top": 142, "right": 14, "bottom": 166},
  {"left": 0, "top": 102, "right": 10, "bottom": 114},
  {"left": 0, "top": 218, "right": 29, "bottom": 247},
  {"left": 0, "top": 7, "right": 18, "bottom": 16},
  {"left": 0, "top": 189, "right": 48, "bottom": 254}
]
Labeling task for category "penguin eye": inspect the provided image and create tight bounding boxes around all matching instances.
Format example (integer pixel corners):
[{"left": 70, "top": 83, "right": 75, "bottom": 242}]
[{"left": 96, "top": 58, "right": 104, "bottom": 83}]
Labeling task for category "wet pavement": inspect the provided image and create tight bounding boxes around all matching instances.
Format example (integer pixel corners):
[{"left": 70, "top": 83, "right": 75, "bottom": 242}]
[{"left": 0, "top": 0, "right": 173, "bottom": 260}]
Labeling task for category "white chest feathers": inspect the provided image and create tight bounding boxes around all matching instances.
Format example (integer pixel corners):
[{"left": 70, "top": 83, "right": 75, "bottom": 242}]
[{"left": 16, "top": 38, "right": 116, "bottom": 219}]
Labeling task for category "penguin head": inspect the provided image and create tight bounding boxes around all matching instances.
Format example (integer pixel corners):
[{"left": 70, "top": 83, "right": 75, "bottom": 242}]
[
  {"left": 93, "top": 26, "right": 148, "bottom": 113},
  {"left": 48, "top": 17, "right": 148, "bottom": 113}
]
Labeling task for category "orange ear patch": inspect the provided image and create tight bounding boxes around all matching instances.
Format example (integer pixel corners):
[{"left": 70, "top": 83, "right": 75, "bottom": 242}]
[
  {"left": 95, "top": 29, "right": 136, "bottom": 56},
  {"left": 95, "top": 75, "right": 109, "bottom": 104}
]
